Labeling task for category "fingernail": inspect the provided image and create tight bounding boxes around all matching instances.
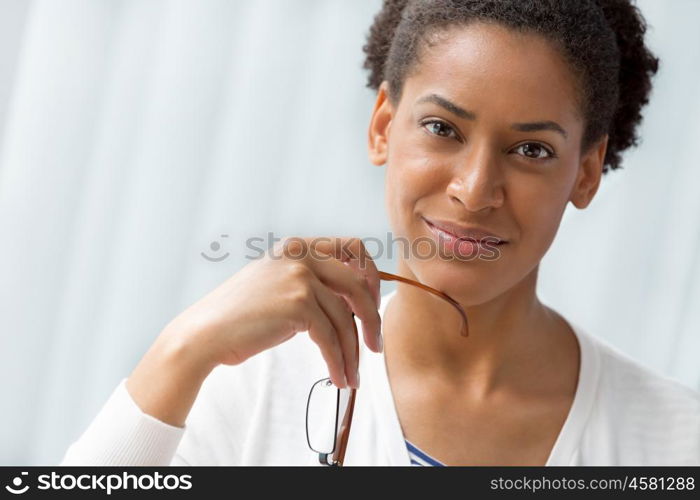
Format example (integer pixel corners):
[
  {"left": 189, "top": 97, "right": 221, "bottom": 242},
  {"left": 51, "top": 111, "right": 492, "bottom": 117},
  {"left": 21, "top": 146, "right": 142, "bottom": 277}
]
[
  {"left": 378, "top": 334, "right": 383, "bottom": 353},
  {"left": 356, "top": 370, "right": 361, "bottom": 388}
]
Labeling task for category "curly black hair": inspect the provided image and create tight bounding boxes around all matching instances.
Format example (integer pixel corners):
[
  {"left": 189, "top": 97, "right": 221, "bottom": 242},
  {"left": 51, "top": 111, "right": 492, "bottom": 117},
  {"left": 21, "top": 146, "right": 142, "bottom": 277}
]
[{"left": 362, "top": 0, "right": 660, "bottom": 173}]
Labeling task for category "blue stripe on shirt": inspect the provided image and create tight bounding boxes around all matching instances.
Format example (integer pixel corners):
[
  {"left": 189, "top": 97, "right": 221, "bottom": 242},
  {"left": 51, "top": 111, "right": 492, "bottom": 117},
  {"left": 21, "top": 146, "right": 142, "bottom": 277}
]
[{"left": 405, "top": 439, "right": 446, "bottom": 466}]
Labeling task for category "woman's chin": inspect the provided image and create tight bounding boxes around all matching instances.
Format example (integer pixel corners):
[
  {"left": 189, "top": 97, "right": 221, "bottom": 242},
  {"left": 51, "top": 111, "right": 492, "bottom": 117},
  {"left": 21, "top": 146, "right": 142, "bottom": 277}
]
[{"left": 409, "top": 260, "right": 507, "bottom": 306}]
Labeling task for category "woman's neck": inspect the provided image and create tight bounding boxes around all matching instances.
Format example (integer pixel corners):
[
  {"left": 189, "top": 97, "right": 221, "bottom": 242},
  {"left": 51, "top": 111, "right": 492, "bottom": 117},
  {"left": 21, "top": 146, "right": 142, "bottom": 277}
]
[{"left": 383, "top": 260, "right": 569, "bottom": 400}]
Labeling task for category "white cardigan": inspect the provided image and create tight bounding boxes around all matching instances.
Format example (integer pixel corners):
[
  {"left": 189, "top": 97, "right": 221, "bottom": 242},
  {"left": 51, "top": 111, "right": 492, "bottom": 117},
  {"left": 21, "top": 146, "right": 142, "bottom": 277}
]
[{"left": 60, "top": 290, "right": 700, "bottom": 466}]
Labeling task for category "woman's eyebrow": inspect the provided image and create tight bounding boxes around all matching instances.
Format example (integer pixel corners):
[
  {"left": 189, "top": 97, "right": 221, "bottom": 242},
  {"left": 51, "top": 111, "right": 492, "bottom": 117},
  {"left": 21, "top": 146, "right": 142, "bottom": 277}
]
[{"left": 415, "top": 93, "right": 568, "bottom": 139}]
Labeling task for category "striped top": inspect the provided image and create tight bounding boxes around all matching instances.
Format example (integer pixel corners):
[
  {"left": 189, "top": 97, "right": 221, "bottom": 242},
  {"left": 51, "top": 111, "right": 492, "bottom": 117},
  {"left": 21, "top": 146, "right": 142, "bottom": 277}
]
[{"left": 405, "top": 439, "right": 446, "bottom": 466}]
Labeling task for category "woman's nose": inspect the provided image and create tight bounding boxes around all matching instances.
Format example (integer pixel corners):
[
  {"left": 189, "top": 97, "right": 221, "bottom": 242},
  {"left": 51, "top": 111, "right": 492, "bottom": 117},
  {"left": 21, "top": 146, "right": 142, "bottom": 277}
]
[{"left": 445, "top": 145, "right": 505, "bottom": 212}]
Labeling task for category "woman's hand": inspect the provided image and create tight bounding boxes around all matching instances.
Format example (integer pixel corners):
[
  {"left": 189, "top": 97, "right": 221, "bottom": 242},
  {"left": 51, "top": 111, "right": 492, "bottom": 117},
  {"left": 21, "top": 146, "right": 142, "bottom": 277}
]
[{"left": 126, "top": 237, "right": 382, "bottom": 427}]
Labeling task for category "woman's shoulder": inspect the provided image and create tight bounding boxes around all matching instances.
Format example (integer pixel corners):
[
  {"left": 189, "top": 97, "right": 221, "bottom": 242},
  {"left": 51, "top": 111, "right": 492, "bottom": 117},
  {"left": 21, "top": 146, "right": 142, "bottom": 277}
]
[
  {"left": 582, "top": 326, "right": 700, "bottom": 410},
  {"left": 571, "top": 321, "right": 700, "bottom": 464}
]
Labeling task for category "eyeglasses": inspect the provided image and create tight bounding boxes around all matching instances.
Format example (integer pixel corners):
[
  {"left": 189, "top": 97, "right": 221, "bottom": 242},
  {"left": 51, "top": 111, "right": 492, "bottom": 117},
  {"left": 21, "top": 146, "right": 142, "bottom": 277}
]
[{"left": 304, "top": 270, "right": 468, "bottom": 466}]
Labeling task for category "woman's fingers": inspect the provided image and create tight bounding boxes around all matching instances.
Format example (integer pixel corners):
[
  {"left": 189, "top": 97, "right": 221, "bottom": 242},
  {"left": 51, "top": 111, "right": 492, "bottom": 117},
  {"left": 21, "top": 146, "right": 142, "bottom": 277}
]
[
  {"left": 303, "top": 251, "right": 382, "bottom": 354},
  {"left": 312, "top": 279, "right": 360, "bottom": 388},
  {"left": 302, "top": 291, "right": 349, "bottom": 389},
  {"left": 335, "top": 237, "right": 382, "bottom": 310},
  {"left": 281, "top": 236, "right": 380, "bottom": 306}
]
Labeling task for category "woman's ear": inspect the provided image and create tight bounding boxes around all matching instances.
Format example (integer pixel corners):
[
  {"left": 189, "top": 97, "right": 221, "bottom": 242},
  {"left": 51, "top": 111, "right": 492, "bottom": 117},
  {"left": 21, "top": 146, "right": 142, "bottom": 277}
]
[
  {"left": 368, "top": 81, "right": 394, "bottom": 167},
  {"left": 570, "top": 134, "right": 609, "bottom": 209}
]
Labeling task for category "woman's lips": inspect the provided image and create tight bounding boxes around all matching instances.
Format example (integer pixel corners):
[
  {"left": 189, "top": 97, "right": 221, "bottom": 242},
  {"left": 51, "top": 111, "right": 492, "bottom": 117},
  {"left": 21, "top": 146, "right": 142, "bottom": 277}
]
[
  {"left": 422, "top": 216, "right": 507, "bottom": 242},
  {"left": 424, "top": 218, "right": 507, "bottom": 258}
]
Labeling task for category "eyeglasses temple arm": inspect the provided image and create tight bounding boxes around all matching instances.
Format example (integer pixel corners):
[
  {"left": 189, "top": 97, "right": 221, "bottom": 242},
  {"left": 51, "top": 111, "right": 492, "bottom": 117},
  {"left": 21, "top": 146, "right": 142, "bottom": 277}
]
[{"left": 377, "top": 271, "right": 469, "bottom": 337}]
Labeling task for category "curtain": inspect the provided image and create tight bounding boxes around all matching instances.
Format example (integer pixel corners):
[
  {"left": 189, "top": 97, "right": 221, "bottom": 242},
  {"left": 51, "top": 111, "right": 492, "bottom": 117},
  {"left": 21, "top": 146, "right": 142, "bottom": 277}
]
[{"left": 0, "top": 0, "right": 697, "bottom": 465}]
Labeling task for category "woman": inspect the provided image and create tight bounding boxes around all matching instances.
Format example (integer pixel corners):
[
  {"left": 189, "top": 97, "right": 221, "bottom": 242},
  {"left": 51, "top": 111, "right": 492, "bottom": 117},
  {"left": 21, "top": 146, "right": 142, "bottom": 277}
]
[{"left": 61, "top": 0, "right": 700, "bottom": 466}]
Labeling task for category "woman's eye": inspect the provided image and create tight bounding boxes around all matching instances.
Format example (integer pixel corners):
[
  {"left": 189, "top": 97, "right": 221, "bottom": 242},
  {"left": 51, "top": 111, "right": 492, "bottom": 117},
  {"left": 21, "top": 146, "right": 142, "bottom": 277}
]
[
  {"left": 513, "top": 142, "right": 556, "bottom": 160},
  {"left": 419, "top": 122, "right": 555, "bottom": 160},
  {"left": 422, "top": 120, "right": 458, "bottom": 140}
]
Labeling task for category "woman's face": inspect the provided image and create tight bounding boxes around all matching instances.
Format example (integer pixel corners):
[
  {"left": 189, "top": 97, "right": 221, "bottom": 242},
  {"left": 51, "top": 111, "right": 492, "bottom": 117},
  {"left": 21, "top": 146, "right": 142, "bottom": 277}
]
[{"left": 368, "top": 22, "right": 608, "bottom": 305}]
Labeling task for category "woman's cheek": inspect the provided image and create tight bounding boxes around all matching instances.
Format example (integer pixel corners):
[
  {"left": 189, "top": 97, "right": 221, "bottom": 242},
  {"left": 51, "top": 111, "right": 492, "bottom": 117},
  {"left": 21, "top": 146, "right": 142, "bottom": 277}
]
[
  {"left": 384, "top": 165, "right": 407, "bottom": 237},
  {"left": 514, "top": 187, "right": 569, "bottom": 260},
  {"left": 384, "top": 153, "right": 429, "bottom": 212}
]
